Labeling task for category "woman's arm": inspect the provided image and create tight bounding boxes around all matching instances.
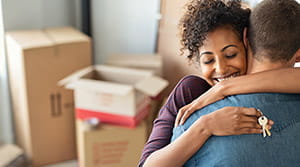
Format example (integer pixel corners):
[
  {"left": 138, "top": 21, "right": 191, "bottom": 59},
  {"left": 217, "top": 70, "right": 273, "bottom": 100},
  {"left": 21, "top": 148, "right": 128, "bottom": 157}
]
[
  {"left": 138, "top": 76, "right": 211, "bottom": 166},
  {"left": 222, "top": 67, "right": 300, "bottom": 95},
  {"left": 144, "top": 116, "right": 211, "bottom": 167},
  {"left": 176, "top": 67, "right": 300, "bottom": 126},
  {"left": 141, "top": 76, "right": 272, "bottom": 167},
  {"left": 144, "top": 107, "right": 269, "bottom": 167}
]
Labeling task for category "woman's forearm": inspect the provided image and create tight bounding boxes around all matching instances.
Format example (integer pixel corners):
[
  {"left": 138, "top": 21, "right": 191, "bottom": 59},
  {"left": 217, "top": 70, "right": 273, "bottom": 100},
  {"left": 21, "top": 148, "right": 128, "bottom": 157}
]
[
  {"left": 143, "top": 117, "right": 211, "bottom": 167},
  {"left": 221, "top": 67, "right": 300, "bottom": 96}
]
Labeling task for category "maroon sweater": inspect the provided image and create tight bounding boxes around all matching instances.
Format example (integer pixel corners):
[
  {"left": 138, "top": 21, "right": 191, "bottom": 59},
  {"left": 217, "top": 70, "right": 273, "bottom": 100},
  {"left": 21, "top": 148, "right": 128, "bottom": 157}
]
[{"left": 138, "top": 75, "right": 211, "bottom": 166}]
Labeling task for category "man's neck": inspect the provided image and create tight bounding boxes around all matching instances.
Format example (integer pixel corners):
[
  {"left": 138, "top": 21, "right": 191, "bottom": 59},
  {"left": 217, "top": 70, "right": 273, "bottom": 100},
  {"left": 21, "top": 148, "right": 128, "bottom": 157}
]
[{"left": 247, "top": 57, "right": 293, "bottom": 74}]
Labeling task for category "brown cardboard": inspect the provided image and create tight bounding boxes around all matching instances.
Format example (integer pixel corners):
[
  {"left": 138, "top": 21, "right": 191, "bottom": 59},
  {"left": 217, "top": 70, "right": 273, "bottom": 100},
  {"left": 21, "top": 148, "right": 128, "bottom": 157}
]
[
  {"left": 145, "top": 99, "right": 164, "bottom": 137},
  {"left": 104, "top": 54, "right": 166, "bottom": 129},
  {"left": 6, "top": 27, "right": 92, "bottom": 167},
  {"left": 59, "top": 65, "right": 168, "bottom": 117},
  {"left": 105, "top": 53, "right": 162, "bottom": 76},
  {"left": 0, "top": 144, "right": 27, "bottom": 167},
  {"left": 76, "top": 120, "right": 147, "bottom": 167},
  {"left": 158, "top": 0, "right": 201, "bottom": 94}
]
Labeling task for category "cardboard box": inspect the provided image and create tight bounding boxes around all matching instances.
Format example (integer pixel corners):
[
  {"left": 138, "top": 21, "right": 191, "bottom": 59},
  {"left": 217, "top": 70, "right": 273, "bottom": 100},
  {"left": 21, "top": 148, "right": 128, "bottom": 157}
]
[
  {"left": 76, "top": 99, "right": 151, "bottom": 128},
  {"left": 105, "top": 53, "right": 162, "bottom": 76},
  {"left": 76, "top": 120, "right": 147, "bottom": 167},
  {"left": 59, "top": 65, "right": 168, "bottom": 127},
  {"left": 105, "top": 54, "right": 166, "bottom": 130},
  {"left": 0, "top": 144, "right": 28, "bottom": 167},
  {"left": 158, "top": 0, "right": 200, "bottom": 94},
  {"left": 6, "top": 27, "right": 92, "bottom": 166}
]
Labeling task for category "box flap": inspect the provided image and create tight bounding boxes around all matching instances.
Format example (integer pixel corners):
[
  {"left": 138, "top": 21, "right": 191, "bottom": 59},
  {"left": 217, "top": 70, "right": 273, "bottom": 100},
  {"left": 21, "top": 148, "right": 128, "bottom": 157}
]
[
  {"left": 66, "top": 79, "right": 133, "bottom": 96},
  {"left": 135, "top": 76, "right": 168, "bottom": 96},
  {"left": 6, "top": 30, "right": 54, "bottom": 50},
  {"left": 94, "top": 64, "right": 154, "bottom": 77},
  {"left": 44, "top": 27, "right": 90, "bottom": 45},
  {"left": 107, "top": 54, "right": 161, "bottom": 69},
  {"left": 58, "top": 66, "right": 94, "bottom": 87},
  {"left": 0, "top": 144, "right": 24, "bottom": 166}
]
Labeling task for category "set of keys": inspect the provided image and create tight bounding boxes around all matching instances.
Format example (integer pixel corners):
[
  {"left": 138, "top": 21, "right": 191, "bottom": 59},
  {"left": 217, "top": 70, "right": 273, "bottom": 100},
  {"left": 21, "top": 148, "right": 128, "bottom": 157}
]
[{"left": 257, "top": 109, "right": 271, "bottom": 138}]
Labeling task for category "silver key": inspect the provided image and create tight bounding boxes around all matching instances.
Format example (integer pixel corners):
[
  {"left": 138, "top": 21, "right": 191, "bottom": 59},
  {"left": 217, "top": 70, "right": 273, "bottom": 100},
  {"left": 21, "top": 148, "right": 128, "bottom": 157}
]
[{"left": 258, "top": 116, "right": 268, "bottom": 137}]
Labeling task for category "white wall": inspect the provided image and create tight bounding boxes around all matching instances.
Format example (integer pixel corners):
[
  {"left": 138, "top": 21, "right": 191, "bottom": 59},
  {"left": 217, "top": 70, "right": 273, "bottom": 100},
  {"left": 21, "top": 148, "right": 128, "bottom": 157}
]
[
  {"left": 91, "top": 0, "right": 161, "bottom": 64},
  {"left": 2, "top": 0, "right": 77, "bottom": 30},
  {"left": 0, "top": 0, "right": 13, "bottom": 144}
]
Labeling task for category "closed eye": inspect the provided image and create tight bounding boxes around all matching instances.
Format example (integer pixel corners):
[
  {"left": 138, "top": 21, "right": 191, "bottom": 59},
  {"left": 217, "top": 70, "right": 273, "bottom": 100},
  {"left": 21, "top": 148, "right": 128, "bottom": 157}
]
[
  {"left": 226, "top": 54, "right": 237, "bottom": 59},
  {"left": 203, "top": 59, "right": 214, "bottom": 64}
]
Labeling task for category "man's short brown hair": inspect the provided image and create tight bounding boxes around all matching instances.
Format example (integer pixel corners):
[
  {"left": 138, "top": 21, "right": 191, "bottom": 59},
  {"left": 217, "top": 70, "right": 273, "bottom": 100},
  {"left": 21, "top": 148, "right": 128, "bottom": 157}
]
[{"left": 248, "top": 0, "right": 300, "bottom": 62}]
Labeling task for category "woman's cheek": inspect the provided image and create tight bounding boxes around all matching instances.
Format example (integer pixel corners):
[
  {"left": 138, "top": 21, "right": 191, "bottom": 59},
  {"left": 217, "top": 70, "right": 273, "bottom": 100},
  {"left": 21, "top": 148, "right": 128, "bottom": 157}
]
[{"left": 201, "top": 67, "right": 215, "bottom": 86}]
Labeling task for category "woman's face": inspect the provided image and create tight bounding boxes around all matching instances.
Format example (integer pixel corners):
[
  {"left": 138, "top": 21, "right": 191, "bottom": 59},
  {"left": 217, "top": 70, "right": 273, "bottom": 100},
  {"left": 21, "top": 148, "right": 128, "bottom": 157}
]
[{"left": 198, "top": 26, "right": 247, "bottom": 85}]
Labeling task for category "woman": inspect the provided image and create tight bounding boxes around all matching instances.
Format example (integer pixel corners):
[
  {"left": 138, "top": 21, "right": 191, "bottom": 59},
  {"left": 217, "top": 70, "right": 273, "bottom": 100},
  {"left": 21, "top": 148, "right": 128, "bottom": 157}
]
[{"left": 139, "top": 0, "right": 298, "bottom": 166}]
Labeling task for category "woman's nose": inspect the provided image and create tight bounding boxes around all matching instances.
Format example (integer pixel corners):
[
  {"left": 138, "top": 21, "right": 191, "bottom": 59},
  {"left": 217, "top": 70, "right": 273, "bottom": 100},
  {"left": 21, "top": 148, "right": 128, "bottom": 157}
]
[{"left": 215, "top": 59, "right": 228, "bottom": 75}]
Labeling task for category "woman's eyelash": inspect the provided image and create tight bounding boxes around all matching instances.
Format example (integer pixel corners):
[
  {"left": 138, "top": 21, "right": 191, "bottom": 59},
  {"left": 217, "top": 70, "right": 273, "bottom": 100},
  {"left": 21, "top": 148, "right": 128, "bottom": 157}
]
[
  {"left": 202, "top": 53, "right": 237, "bottom": 64},
  {"left": 226, "top": 54, "right": 237, "bottom": 58},
  {"left": 203, "top": 59, "right": 214, "bottom": 64}
]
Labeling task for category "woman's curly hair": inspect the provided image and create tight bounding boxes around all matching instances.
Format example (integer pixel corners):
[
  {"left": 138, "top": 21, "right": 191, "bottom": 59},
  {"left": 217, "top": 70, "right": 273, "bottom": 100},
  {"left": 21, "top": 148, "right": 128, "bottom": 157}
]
[{"left": 180, "top": 0, "right": 250, "bottom": 63}]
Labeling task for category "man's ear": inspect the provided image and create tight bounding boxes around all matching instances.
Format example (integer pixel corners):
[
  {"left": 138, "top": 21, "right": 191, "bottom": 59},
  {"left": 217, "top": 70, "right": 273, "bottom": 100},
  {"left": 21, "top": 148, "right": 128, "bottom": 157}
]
[{"left": 243, "top": 28, "right": 248, "bottom": 49}]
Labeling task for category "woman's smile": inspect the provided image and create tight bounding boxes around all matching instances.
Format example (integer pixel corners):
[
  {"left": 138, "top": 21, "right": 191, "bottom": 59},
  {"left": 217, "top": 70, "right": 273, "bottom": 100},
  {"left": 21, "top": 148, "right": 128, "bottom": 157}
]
[{"left": 198, "top": 26, "right": 247, "bottom": 86}]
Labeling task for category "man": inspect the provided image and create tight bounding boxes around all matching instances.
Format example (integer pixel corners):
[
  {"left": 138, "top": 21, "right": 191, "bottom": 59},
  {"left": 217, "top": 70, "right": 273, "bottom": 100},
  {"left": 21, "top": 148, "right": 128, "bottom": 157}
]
[{"left": 172, "top": 0, "right": 300, "bottom": 166}]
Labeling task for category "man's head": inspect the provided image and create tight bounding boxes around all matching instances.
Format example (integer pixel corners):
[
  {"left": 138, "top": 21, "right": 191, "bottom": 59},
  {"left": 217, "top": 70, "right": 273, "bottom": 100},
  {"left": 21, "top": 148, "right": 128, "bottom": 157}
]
[{"left": 247, "top": 0, "right": 300, "bottom": 66}]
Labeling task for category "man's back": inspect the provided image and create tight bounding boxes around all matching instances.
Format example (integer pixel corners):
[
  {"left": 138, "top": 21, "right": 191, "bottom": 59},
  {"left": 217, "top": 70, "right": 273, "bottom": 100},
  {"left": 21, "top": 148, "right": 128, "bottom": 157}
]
[{"left": 172, "top": 93, "right": 300, "bottom": 167}]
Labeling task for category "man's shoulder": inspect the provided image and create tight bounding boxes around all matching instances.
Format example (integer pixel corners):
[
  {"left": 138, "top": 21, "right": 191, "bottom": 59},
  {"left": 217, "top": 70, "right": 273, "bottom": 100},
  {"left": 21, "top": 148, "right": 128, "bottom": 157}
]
[
  {"left": 197, "top": 93, "right": 300, "bottom": 114},
  {"left": 183, "top": 93, "right": 300, "bottom": 129},
  {"left": 226, "top": 93, "right": 300, "bottom": 103}
]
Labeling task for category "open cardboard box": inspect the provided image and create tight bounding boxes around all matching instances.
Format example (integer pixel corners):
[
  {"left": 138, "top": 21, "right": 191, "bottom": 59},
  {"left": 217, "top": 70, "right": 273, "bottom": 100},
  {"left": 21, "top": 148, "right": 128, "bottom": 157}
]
[
  {"left": 59, "top": 65, "right": 168, "bottom": 127},
  {"left": 106, "top": 53, "right": 162, "bottom": 76}
]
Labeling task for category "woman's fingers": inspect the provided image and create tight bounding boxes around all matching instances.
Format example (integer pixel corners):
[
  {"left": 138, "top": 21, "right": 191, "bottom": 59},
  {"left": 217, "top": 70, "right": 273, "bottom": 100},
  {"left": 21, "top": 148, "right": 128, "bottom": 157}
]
[
  {"left": 175, "top": 104, "right": 192, "bottom": 127},
  {"left": 238, "top": 121, "right": 261, "bottom": 129},
  {"left": 178, "top": 105, "right": 275, "bottom": 136},
  {"left": 239, "top": 107, "right": 262, "bottom": 117},
  {"left": 176, "top": 102, "right": 200, "bottom": 126},
  {"left": 175, "top": 108, "right": 185, "bottom": 127},
  {"left": 239, "top": 115, "right": 258, "bottom": 123},
  {"left": 179, "top": 107, "right": 194, "bottom": 125},
  {"left": 238, "top": 128, "right": 263, "bottom": 134},
  {"left": 268, "top": 119, "right": 274, "bottom": 126}
]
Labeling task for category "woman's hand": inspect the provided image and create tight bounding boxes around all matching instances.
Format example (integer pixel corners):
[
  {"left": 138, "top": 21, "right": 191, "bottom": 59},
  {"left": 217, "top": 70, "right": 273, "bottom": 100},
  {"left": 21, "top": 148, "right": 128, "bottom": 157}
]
[
  {"left": 199, "top": 107, "right": 274, "bottom": 136},
  {"left": 175, "top": 82, "right": 226, "bottom": 127}
]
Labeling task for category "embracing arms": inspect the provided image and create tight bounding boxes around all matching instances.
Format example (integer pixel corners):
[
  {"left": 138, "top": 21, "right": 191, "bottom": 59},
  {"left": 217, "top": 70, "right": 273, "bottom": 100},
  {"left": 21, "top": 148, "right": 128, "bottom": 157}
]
[
  {"left": 144, "top": 107, "right": 267, "bottom": 167},
  {"left": 141, "top": 76, "right": 273, "bottom": 167},
  {"left": 176, "top": 67, "right": 300, "bottom": 126}
]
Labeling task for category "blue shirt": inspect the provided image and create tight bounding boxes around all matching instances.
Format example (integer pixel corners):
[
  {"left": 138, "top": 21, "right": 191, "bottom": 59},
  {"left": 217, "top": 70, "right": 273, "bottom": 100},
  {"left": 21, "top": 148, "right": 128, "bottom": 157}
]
[{"left": 171, "top": 93, "right": 300, "bottom": 167}]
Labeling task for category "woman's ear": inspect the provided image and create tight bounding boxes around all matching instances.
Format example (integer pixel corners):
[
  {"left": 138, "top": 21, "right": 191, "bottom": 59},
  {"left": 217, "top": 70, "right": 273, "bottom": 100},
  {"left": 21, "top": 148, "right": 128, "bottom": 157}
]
[
  {"left": 243, "top": 28, "right": 248, "bottom": 48},
  {"left": 295, "top": 49, "right": 300, "bottom": 62}
]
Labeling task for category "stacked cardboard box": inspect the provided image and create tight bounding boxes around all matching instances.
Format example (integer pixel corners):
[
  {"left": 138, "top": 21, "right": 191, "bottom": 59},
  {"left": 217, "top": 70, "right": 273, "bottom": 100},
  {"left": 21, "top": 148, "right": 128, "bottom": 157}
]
[
  {"left": 105, "top": 54, "right": 166, "bottom": 135},
  {"left": 59, "top": 65, "right": 168, "bottom": 128},
  {"left": 6, "top": 27, "right": 92, "bottom": 166},
  {"left": 76, "top": 120, "right": 148, "bottom": 167},
  {"left": 59, "top": 56, "right": 167, "bottom": 166}
]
